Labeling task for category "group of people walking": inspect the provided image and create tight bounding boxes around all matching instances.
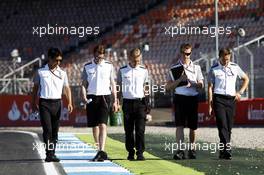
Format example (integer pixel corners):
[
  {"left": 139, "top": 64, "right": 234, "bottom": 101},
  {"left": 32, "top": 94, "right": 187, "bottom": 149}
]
[{"left": 32, "top": 43, "right": 249, "bottom": 162}]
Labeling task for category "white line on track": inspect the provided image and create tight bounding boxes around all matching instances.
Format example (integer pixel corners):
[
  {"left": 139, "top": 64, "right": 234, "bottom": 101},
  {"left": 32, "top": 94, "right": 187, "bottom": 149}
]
[{"left": 64, "top": 166, "right": 130, "bottom": 173}]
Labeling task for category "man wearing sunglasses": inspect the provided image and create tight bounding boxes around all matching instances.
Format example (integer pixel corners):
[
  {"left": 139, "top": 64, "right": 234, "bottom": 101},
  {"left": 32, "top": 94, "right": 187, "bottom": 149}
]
[
  {"left": 208, "top": 48, "right": 249, "bottom": 160},
  {"left": 166, "top": 43, "right": 204, "bottom": 160},
  {"left": 32, "top": 47, "right": 73, "bottom": 162},
  {"left": 81, "top": 44, "right": 118, "bottom": 161}
]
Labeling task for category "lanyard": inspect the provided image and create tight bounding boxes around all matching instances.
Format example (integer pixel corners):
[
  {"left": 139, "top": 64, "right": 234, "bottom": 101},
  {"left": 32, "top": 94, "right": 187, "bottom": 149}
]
[{"left": 49, "top": 69, "right": 62, "bottom": 80}]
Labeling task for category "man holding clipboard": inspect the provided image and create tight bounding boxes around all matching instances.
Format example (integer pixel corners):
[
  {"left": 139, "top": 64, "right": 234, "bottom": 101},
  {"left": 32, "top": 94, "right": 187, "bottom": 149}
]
[{"left": 166, "top": 44, "right": 204, "bottom": 160}]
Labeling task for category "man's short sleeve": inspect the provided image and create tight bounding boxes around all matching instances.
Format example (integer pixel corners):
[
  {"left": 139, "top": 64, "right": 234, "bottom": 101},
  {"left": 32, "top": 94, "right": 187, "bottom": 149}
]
[
  {"left": 144, "top": 69, "right": 150, "bottom": 84},
  {"left": 237, "top": 65, "right": 246, "bottom": 79},
  {"left": 110, "top": 64, "right": 116, "bottom": 82},
  {"left": 166, "top": 70, "right": 173, "bottom": 81},
  {"left": 117, "top": 69, "right": 122, "bottom": 96},
  {"left": 63, "top": 72, "right": 69, "bottom": 86},
  {"left": 117, "top": 69, "right": 122, "bottom": 85},
  {"left": 81, "top": 67, "right": 87, "bottom": 81},
  {"left": 207, "top": 68, "right": 215, "bottom": 84},
  {"left": 33, "top": 70, "right": 40, "bottom": 84},
  {"left": 196, "top": 65, "right": 204, "bottom": 81}
]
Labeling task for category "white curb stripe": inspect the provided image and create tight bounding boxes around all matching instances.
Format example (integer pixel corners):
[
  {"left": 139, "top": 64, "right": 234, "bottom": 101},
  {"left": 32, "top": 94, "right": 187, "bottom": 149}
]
[
  {"left": 58, "top": 133, "right": 133, "bottom": 175},
  {"left": 64, "top": 166, "right": 130, "bottom": 173},
  {"left": 57, "top": 152, "right": 96, "bottom": 157},
  {"left": 60, "top": 160, "right": 111, "bottom": 164},
  {"left": 56, "top": 148, "right": 95, "bottom": 151}
]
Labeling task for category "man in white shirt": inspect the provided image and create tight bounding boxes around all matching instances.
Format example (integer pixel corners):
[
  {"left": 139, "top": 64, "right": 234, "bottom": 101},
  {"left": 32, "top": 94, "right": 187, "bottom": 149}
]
[
  {"left": 117, "top": 48, "right": 150, "bottom": 161},
  {"left": 208, "top": 48, "right": 249, "bottom": 160},
  {"left": 166, "top": 44, "right": 204, "bottom": 160},
  {"left": 81, "top": 44, "right": 118, "bottom": 161},
  {"left": 32, "top": 47, "right": 73, "bottom": 162}
]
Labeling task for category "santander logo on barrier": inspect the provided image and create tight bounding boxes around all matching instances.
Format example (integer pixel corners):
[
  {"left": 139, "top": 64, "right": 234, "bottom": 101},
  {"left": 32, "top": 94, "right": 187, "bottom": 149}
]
[
  {"left": 21, "top": 101, "right": 39, "bottom": 121},
  {"left": 7, "top": 101, "right": 39, "bottom": 121},
  {"left": 7, "top": 100, "right": 70, "bottom": 122},
  {"left": 8, "top": 101, "right": 21, "bottom": 121}
]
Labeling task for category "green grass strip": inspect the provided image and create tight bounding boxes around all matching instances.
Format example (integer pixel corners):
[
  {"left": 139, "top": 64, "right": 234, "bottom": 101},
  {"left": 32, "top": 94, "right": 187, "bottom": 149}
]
[{"left": 77, "top": 134, "right": 204, "bottom": 175}]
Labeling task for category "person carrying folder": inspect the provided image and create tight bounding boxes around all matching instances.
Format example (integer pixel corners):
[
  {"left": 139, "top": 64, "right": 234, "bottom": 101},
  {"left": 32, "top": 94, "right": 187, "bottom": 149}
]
[{"left": 166, "top": 43, "right": 204, "bottom": 160}]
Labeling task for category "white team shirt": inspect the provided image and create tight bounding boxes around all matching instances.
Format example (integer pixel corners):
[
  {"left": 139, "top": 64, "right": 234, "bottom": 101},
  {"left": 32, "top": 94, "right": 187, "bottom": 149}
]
[
  {"left": 168, "top": 60, "right": 204, "bottom": 96},
  {"left": 118, "top": 64, "right": 149, "bottom": 99},
  {"left": 82, "top": 59, "right": 115, "bottom": 96},
  {"left": 34, "top": 64, "right": 69, "bottom": 99},
  {"left": 208, "top": 61, "right": 246, "bottom": 96}
]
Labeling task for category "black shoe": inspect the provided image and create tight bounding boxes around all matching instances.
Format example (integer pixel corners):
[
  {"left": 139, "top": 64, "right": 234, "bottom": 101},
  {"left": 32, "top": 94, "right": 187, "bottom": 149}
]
[
  {"left": 127, "top": 152, "right": 135, "bottom": 161},
  {"left": 92, "top": 151, "right": 108, "bottom": 161},
  {"left": 45, "top": 155, "right": 60, "bottom": 162},
  {"left": 219, "top": 150, "right": 232, "bottom": 160},
  {"left": 136, "top": 154, "right": 145, "bottom": 161},
  {"left": 173, "top": 150, "right": 185, "bottom": 160},
  {"left": 188, "top": 150, "right": 196, "bottom": 159},
  {"left": 45, "top": 156, "right": 52, "bottom": 162},
  {"left": 224, "top": 150, "right": 232, "bottom": 160},
  {"left": 51, "top": 155, "right": 60, "bottom": 162}
]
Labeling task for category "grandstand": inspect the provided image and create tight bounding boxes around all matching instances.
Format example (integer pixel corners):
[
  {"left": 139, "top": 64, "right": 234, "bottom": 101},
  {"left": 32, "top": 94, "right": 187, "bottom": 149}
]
[{"left": 0, "top": 0, "right": 264, "bottom": 101}]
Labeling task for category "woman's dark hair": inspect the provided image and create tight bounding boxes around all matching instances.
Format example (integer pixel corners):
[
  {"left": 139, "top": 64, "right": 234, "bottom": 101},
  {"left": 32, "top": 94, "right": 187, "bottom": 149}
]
[{"left": 48, "top": 47, "right": 62, "bottom": 60}]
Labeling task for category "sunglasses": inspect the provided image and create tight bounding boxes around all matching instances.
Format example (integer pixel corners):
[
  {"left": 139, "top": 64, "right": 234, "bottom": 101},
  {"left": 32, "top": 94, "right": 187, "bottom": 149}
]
[
  {"left": 183, "top": 52, "right": 192, "bottom": 56},
  {"left": 54, "top": 59, "right": 62, "bottom": 62}
]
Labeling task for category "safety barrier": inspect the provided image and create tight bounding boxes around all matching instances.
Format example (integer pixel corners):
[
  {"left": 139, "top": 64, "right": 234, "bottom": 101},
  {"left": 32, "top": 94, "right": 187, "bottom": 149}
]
[{"left": 1, "top": 95, "right": 263, "bottom": 126}]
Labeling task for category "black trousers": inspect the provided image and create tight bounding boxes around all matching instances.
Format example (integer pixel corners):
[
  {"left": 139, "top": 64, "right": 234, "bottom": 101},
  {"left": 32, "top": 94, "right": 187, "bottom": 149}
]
[
  {"left": 39, "top": 98, "right": 61, "bottom": 156},
  {"left": 213, "top": 94, "right": 236, "bottom": 150},
  {"left": 122, "top": 98, "right": 146, "bottom": 156}
]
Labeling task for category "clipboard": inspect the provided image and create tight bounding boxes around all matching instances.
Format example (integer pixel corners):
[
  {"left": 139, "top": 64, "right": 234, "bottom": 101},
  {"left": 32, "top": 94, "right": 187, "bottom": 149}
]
[{"left": 169, "top": 65, "right": 188, "bottom": 87}]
